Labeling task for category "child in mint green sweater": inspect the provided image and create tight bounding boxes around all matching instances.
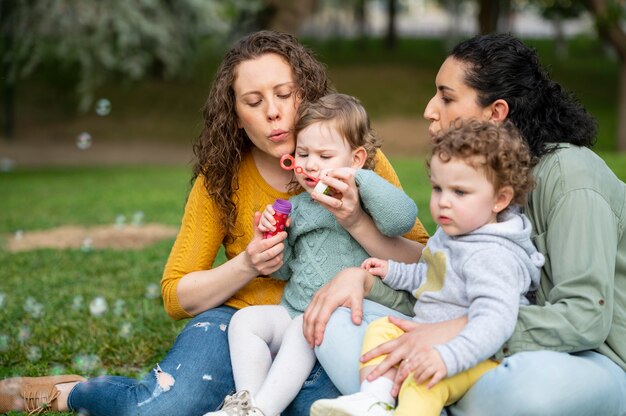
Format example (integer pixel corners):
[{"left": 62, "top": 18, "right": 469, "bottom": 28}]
[{"left": 204, "top": 94, "right": 418, "bottom": 416}]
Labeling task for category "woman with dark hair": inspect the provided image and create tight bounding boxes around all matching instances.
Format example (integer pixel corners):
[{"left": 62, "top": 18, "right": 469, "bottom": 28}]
[
  {"left": 307, "top": 33, "right": 625, "bottom": 415},
  {"left": 0, "top": 31, "right": 428, "bottom": 416}
]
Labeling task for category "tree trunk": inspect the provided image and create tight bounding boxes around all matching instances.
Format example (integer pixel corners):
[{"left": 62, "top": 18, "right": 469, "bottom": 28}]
[
  {"left": 385, "top": 0, "right": 397, "bottom": 50},
  {"left": 1, "top": 0, "right": 15, "bottom": 140},
  {"left": 584, "top": 0, "right": 626, "bottom": 151},
  {"left": 478, "top": 0, "right": 500, "bottom": 34},
  {"left": 262, "top": 0, "right": 316, "bottom": 35}
]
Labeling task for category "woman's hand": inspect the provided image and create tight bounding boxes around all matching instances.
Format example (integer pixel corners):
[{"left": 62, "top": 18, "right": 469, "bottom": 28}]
[
  {"left": 311, "top": 167, "right": 366, "bottom": 230},
  {"left": 361, "top": 315, "right": 466, "bottom": 396},
  {"left": 244, "top": 212, "right": 287, "bottom": 276},
  {"left": 303, "top": 267, "right": 375, "bottom": 347}
]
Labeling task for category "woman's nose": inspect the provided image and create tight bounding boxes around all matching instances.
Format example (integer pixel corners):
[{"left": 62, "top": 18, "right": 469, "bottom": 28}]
[
  {"left": 267, "top": 98, "right": 280, "bottom": 121},
  {"left": 424, "top": 96, "right": 437, "bottom": 121}
]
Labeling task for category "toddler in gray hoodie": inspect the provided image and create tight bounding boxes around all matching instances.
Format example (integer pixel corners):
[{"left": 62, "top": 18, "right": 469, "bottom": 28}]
[{"left": 311, "top": 119, "right": 545, "bottom": 416}]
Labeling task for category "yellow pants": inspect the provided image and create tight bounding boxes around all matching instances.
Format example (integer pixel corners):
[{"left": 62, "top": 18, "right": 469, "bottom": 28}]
[{"left": 360, "top": 317, "right": 499, "bottom": 416}]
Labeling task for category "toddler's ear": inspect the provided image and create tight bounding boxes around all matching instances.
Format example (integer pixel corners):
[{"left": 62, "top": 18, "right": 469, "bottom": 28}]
[
  {"left": 493, "top": 186, "right": 514, "bottom": 213},
  {"left": 351, "top": 146, "right": 367, "bottom": 169}
]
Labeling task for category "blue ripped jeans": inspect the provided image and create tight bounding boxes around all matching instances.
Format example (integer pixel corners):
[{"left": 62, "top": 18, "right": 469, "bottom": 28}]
[{"left": 68, "top": 306, "right": 340, "bottom": 416}]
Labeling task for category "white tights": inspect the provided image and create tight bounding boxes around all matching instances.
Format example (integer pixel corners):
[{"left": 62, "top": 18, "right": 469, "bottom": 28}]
[{"left": 228, "top": 305, "right": 316, "bottom": 416}]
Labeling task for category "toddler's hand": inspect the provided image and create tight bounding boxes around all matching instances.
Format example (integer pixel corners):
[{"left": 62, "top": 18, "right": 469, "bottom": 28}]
[
  {"left": 410, "top": 347, "right": 447, "bottom": 389},
  {"left": 361, "top": 257, "right": 388, "bottom": 279},
  {"left": 258, "top": 204, "right": 276, "bottom": 234}
]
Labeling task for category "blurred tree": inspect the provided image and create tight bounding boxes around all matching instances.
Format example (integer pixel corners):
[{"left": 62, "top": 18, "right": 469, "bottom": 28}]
[
  {"left": 529, "top": 0, "right": 585, "bottom": 58},
  {"left": 477, "top": 0, "right": 513, "bottom": 34},
  {"left": 0, "top": 0, "right": 261, "bottom": 138},
  {"left": 255, "top": 0, "right": 316, "bottom": 34},
  {"left": 385, "top": 0, "right": 398, "bottom": 49},
  {"left": 582, "top": 0, "right": 626, "bottom": 151}
]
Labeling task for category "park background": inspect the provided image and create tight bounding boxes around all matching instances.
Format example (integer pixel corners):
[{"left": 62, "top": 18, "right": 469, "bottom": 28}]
[{"left": 1, "top": 2, "right": 626, "bottom": 414}]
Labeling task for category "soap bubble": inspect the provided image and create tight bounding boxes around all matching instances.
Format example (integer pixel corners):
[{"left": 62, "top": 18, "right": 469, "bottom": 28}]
[
  {"left": 0, "top": 157, "right": 15, "bottom": 172},
  {"left": 72, "top": 354, "right": 101, "bottom": 373},
  {"left": 14, "top": 230, "right": 23, "bottom": 241},
  {"left": 119, "top": 322, "right": 132, "bottom": 338},
  {"left": 89, "top": 296, "right": 108, "bottom": 317},
  {"left": 50, "top": 363, "right": 67, "bottom": 375},
  {"left": 0, "top": 292, "right": 5, "bottom": 309},
  {"left": 113, "top": 299, "right": 126, "bottom": 316},
  {"left": 23, "top": 297, "right": 44, "bottom": 318},
  {"left": 144, "top": 283, "right": 160, "bottom": 299},
  {"left": 27, "top": 346, "right": 42, "bottom": 362},
  {"left": 76, "top": 132, "right": 92, "bottom": 150},
  {"left": 0, "top": 334, "right": 9, "bottom": 352},
  {"left": 95, "top": 98, "right": 112, "bottom": 116},
  {"left": 131, "top": 211, "right": 144, "bottom": 227},
  {"left": 114, "top": 214, "right": 126, "bottom": 229},
  {"left": 81, "top": 237, "right": 93, "bottom": 252},
  {"left": 17, "top": 326, "right": 31, "bottom": 344},
  {"left": 72, "top": 295, "right": 84, "bottom": 311}
]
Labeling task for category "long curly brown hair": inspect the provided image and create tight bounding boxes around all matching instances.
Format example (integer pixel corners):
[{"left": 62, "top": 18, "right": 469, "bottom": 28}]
[
  {"left": 427, "top": 119, "right": 535, "bottom": 207},
  {"left": 193, "top": 31, "right": 333, "bottom": 239}
]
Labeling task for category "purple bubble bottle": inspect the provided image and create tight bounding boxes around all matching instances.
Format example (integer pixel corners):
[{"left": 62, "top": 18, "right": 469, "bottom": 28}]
[{"left": 264, "top": 199, "right": 292, "bottom": 239}]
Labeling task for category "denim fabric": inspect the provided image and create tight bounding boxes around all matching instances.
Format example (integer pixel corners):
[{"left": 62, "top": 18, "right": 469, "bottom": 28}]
[
  {"left": 68, "top": 305, "right": 340, "bottom": 416},
  {"left": 315, "top": 299, "right": 411, "bottom": 395},
  {"left": 449, "top": 350, "right": 626, "bottom": 416}
]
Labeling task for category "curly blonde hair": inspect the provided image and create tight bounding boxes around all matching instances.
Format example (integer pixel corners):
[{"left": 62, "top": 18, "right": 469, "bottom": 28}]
[
  {"left": 192, "top": 31, "right": 333, "bottom": 239},
  {"left": 427, "top": 119, "right": 536, "bottom": 206}
]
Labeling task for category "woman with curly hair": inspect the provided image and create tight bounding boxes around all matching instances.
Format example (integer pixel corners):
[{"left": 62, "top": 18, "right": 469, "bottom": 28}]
[
  {"left": 0, "top": 31, "right": 428, "bottom": 416},
  {"left": 307, "top": 33, "right": 626, "bottom": 415}
]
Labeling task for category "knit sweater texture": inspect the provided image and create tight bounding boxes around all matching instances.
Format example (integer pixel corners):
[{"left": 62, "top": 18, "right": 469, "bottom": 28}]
[
  {"left": 384, "top": 208, "right": 544, "bottom": 376},
  {"left": 161, "top": 150, "right": 429, "bottom": 320},
  {"left": 276, "top": 169, "right": 418, "bottom": 316}
]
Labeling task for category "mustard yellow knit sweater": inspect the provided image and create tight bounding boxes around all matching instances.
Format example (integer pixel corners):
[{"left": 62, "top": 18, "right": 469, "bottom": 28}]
[{"left": 161, "top": 150, "right": 429, "bottom": 320}]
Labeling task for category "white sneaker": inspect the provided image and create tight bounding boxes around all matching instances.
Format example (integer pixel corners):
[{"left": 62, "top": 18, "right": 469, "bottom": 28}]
[
  {"left": 203, "top": 390, "right": 265, "bottom": 416},
  {"left": 310, "top": 392, "right": 394, "bottom": 416}
]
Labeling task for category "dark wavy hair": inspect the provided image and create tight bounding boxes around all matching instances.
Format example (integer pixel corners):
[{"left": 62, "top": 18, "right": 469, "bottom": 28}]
[
  {"left": 451, "top": 33, "right": 597, "bottom": 159},
  {"left": 193, "top": 31, "right": 333, "bottom": 239}
]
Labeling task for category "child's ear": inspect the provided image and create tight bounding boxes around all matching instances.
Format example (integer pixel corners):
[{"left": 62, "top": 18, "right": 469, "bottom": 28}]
[
  {"left": 351, "top": 147, "right": 367, "bottom": 169},
  {"left": 493, "top": 186, "right": 514, "bottom": 213}
]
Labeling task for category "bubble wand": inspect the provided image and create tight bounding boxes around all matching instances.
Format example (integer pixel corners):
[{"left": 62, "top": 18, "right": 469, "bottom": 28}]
[{"left": 279, "top": 154, "right": 331, "bottom": 194}]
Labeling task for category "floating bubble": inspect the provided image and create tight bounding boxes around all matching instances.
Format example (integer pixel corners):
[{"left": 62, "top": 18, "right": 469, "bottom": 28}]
[
  {"left": 144, "top": 283, "right": 160, "bottom": 300},
  {"left": 76, "top": 132, "right": 92, "bottom": 150},
  {"left": 27, "top": 346, "right": 42, "bottom": 362},
  {"left": 23, "top": 297, "right": 44, "bottom": 318},
  {"left": 14, "top": 230, "right": 23, "bottom": 241},
  {"left": 113, "top": 299, "right": 126, "bottom": 316},
  {"left": 114, "top": 214, "right": 126, "bottom": 229},
  {"left": 76, "top": 408, "right": 91, "bottom": 416},
  {"left": 131, "top": 211, "right": 145, "bottom": 227},
  {"left": 72, "top": 295, "right": 84, "bottom": 311},
  {"left": 95, "top": 98, "right": 112, "bottom": 116},
  {"left": 17, "top": 326, "right": 31, "bottom": 344},
  {"left": 73, "top": 354, "right": 101, "bottom": 373},
  {"left": 0, "top": 292, "right": 5, "bottom": 309},
  {"left": 81, "top": 237, "right": 93, "bottom": 252},
  {"left": 89, "top": 296, "right": 108, "bottom": 317},
  {"left": 0, "top": 157, "right": 15, "bottom": 172},
  {"left": 50, "top": 363, "right": 67, "bottom": 375},
  {"left": 119, "top": 322, "right": 132, "bottom": 338},
  {"left": 0, "top": 334, "right": 9, "bottom": 352}
]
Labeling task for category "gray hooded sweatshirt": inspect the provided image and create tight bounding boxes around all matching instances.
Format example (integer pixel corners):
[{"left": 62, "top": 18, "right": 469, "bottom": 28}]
[{"left": 384, "top": 208, "right": 544, "bottom": 376}]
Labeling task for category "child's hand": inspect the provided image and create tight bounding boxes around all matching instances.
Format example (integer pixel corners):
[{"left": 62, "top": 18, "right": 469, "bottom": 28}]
[
  {"left": 410, "top": 347, "right": 447, "bottom": 389},
  {"left": 361, "top": 257, "right": 388, "bottom": 279},
  {"left": 258, "top": 204, "right": 277, "bottom": 234}
]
